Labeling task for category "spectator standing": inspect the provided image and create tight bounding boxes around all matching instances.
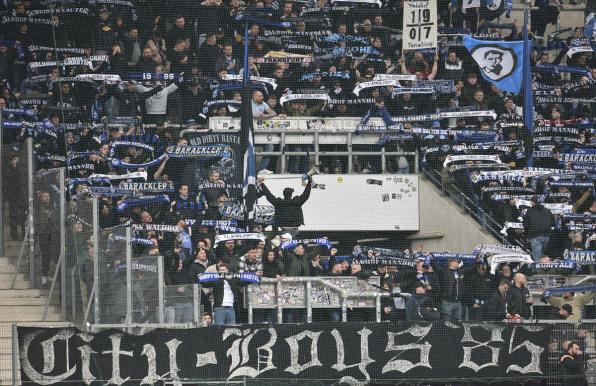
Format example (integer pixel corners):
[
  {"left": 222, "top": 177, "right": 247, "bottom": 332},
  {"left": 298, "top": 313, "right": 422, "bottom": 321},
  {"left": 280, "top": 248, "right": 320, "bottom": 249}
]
[
  {"left": 406, "top": 283, "right": 437, "bottom": 321},
  {"left": 200, "top": 263, "right": 250, "bottom": 325},
  {"left": 523, "top": 198, "right": 555, "bottom": 261},
  {"left": 560, "top": 341, "right": 588, "bottom": 386},
  {"left": 507, "top": 273, "right": 533, "bottom": 319},
  {"left": 546, "top": 291, "right": 596, "bottom": 322},
  {"left": 259, "top": 176, "right": 312, "bottom": 230},
  {"left": 438, "top": 258, "right": 465, "bottom": 320},
  {"left": 486, "top": 278, "right": 510, "bottom": 321},
  {"left": 464, "top": 263, "right": 492, "bottom": 321},
  {"left": 36, "top": 190, "right": 58, "bottom": 285}
]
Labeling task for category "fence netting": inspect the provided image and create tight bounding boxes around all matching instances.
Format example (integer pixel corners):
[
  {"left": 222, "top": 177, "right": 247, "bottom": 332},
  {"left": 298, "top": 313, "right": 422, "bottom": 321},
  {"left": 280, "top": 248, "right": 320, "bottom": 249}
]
[{"left": 3, "top": 0, "right": 596, "bottom": 385}]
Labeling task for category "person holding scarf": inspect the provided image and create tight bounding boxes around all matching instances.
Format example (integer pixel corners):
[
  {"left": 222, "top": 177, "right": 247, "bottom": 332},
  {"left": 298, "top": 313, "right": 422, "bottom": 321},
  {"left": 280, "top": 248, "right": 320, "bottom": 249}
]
[
  {"left": 258, "top": 175, "right": 312, "bottom": 230},
  {"left": 545, "top": 290, "right": 596, "bottom": 322},
  {"left": 199, "top": 263, "right": 251, "bottom": 325},
  {"left": 438, "top": 258, "right": 465, "bottom": 321}
]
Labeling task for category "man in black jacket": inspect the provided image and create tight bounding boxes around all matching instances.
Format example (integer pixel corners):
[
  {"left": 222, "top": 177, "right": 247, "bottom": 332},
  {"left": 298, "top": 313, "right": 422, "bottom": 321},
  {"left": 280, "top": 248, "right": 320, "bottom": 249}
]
[
  {"left": 560, "top": 341, "right": 588, "bottom": 386},
  {"left": 464, "top": 263, "right": 492, "bottom": 321},
  {"left": 523, "top": 198, "right": 555, "bottom": 260},
  {"left": 507, "top": 273, "right": 533, "bottom": 319},
  {"left": 439, "top": 259, "right": 465, "bottom": 321},
  {"left": 259, "top": 176, "right": 312, "bottom": 229},
  {"left": 486, "top": 278, "right": 510, "bottom": 320}
]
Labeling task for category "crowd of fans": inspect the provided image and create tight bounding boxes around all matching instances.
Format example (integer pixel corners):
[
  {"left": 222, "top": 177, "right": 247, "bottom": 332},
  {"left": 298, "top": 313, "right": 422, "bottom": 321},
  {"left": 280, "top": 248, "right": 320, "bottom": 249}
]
[{"left": 0, "top": 0, "right": 595, "bottom": 329}]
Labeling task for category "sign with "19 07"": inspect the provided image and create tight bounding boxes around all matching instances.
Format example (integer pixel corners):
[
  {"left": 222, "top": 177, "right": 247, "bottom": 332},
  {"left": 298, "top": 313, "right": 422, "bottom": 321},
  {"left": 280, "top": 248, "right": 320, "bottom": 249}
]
[{"left": 402, "top": 0, "right": 438, "bottom": 51}]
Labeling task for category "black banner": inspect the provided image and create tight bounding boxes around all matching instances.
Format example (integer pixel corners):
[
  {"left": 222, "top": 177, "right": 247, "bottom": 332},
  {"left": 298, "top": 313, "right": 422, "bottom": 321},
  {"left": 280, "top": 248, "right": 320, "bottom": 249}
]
[
  {"left": 19, "top": 322, "right": 549, "bottom": 385},
  {"left": 184, "top": 132, "right": 243, "bottom": 196}
]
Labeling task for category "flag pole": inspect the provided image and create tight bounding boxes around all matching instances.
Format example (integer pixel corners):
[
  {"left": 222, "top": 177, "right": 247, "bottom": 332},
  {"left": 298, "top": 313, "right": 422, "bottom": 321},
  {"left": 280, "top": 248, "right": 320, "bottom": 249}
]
[{"left": 522, "top": 8, "right": 534, "bottom": 166}]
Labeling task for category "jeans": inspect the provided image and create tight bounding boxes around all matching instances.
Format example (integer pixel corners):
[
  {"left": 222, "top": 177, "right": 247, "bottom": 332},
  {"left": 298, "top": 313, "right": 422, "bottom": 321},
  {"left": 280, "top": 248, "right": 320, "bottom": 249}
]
[
  {"left": 441, "top": 300, "right": 464, "bottom": 321},
  {"left": 213, "top": 306, "right": 236, "bottom": 325},
  {"left": 259, "top": 143, "right": 274, "bottom": 171},
  {"left": 165, "top": 303, "right": 193, "bottom": 323},
  {"left": 530, "top": 235, "right": 549, "bottom": 261}
]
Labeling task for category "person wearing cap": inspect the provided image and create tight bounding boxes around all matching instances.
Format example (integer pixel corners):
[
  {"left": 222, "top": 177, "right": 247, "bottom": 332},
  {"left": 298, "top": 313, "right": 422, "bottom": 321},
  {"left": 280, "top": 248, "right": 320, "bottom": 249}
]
[
  {"left": 258, "top": 174, "right": 312, "bottom": 229},
  {"left": 405, "top": 282, "right": 437, "bottom": 321},
  {"left": 545, "top": 290, "right": 596, "bottom": 322},
  {"left": 548, "top": 304, "right": 575, "bottom": 320}
]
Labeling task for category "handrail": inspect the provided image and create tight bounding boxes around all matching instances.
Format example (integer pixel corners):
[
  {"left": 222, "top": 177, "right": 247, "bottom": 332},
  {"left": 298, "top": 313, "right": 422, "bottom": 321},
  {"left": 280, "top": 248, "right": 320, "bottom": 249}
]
[{"left": 421, "top": 167, "right": 526, "bottom": 250}]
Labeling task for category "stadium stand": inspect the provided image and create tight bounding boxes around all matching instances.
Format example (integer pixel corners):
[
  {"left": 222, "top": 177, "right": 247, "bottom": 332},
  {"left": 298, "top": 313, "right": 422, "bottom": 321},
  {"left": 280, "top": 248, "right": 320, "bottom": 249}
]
[{"left": 0, "top": 0, "right": 595, "bottom": 384}]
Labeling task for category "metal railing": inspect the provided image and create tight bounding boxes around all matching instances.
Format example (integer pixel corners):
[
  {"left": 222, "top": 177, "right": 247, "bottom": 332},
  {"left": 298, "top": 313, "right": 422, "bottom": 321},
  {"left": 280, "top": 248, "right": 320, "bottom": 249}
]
[
  {"left": 246, "top": 276, "right": 389, "bottom": 323},
  {"left": 421, "top": 167, "right": 526, "bottom": 249}
]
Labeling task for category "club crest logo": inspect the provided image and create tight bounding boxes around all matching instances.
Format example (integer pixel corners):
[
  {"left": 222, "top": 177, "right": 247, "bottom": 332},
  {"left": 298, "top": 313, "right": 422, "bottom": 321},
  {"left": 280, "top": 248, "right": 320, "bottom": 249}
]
[{"left": 470, "top": 44, "right": 517, "bottom": 81}]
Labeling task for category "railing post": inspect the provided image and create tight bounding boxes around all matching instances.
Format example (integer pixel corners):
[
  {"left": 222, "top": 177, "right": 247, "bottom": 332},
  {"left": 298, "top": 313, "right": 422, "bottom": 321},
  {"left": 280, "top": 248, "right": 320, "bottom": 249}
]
[
  {"left": 60, "top": 168, "right": 66, "bottom": 319},
  {"left": 280, "top": 132, "right": 286, "bottom": 173},
  {"left": 27, "top": 138, "right": 35, "bottom": 287},
  {"left": 248, "top": 292, "right": 254, "bottom": 324},
  {"left": 11, "top": 324, "right": 18, "bottom": 386},
  {"left": 157, "top": 255, "right": 165, "bottom": 324},
  {"left": 126, "top": 227, "right": 132, "bottom": 324},
  {"left": 92, "top": 197, "right": 100, "bottom": 324},
  {"left": 193, "top": 284, "right": 200, "bottom": 325},
  {"left": 306, "top": 281, "right": 312, "bottom": 323},
  {"left": 414, "top": 149, "right": 420, "bottom": 174},
  {"left": 347, "top": 132, "right": 353, "bottom": 173},
  {"left": 276, "top": 281, "right": 283, "bottom": 324},
  {"left": 375, "top": 295, "right": 381, "bottom": 322},
  {"left": 480, "top": 209, "right": 488, "bottom": 232},
  {"left": 71, "top": 267, "right": 76, "bottom": 321},
  {"left": 341, "top": 298, "right": 347, "bottom": 322}
]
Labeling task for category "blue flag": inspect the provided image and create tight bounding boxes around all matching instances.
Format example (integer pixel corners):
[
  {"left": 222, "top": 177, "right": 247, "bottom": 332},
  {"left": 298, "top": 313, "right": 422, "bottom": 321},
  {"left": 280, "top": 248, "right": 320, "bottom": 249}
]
[
  {"left": 585, "top": 13, "right": 595, "bottom": 40},
  {"left": 463, "top": 35, "right": 524, "bottom": 94}
]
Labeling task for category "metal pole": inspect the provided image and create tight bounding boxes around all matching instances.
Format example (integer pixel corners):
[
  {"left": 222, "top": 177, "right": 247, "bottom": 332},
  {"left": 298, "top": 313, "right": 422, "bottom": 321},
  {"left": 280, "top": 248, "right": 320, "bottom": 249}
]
[
  {"left": 126, "top": 227, "right": 132, "bottom": 324},
  {"left": 248, "top": 297, "right": 253, "bottom": 324},
  {"left": 11, "top": 324, "right": 18, "bottom": 386},
  {"left": 84, "top": 283, "right": 95, "bottom": 326},
  {"left": 375, "top": 295, "right": 381, "bottom": 323},
  {"left": 60, "top": 168, "right": 66, "bottom": 319},
  {"left": 276, "top": 282, "right": 283, "bottom": 323},
  {"left": 0, "top": 107, "right": 4, "bottom": 257},
  {"left": 10, "top": 220, "right": 30, "bottom": 289},
  {"left": 341, "top": 298, "right": 347, "bottom": 322},
  {"left": 193, "top": 284, "right": 200, "bottom": 325},
  {"left": 306, "top": 281, "right": 312, "bottom": 323},
  {"left": 43, "top": 252, "right": 63, "bottom": 321},
  {"left": 414, "top": 149, "right": 420, "bottom": 174},
  {"left": 27, "top": 138, "right": 35, "bottom": 287},
  {"left": 92, "top": 197, "right": 100, "bottom": 324},
  {"left": 157, "top": 255, "right": 165, "bottom": 324},
  {"left": 71, "top": 267, "right": 76, "bottom": 321}
]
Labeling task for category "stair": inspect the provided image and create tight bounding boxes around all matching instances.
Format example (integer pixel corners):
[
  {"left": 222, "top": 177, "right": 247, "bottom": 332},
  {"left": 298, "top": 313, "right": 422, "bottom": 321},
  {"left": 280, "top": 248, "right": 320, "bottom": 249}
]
[{"left": 0, "top": 236, "right": 64, "bottom": 386}]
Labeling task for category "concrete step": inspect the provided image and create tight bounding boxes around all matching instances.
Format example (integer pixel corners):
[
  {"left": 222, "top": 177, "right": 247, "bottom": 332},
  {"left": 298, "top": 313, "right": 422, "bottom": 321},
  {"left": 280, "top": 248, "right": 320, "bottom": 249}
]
[
  {"left": 0, "top": 279, "right": 31, "bottom": 290},
  {"left": 0, "top": 290, "right": 43, "bottom": 299},
  {"left": 0, "top": 309, "right": 61, "bottom": 323},
  {"left": 0, "top": 298, "right": 46, "bottom": 306}
]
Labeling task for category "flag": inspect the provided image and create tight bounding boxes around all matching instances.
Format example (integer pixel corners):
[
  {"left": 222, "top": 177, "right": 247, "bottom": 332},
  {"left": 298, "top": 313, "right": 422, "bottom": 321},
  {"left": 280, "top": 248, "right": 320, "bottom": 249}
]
[
  {"left": 463, "top": 35, "right": 524, "bottom": 94},
  {"left": 240, "top": 87, "right": 257, "bottom": 222},
  {"left": 585, "top": 13, "right": 595, "bottom": 40}
]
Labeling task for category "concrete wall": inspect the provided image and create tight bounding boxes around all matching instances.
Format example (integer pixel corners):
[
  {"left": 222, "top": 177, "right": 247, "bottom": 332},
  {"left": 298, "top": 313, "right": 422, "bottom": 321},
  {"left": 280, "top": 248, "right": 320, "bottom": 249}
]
[{"left": 412, "top": 178, "right": 499, "bottom": 252}]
